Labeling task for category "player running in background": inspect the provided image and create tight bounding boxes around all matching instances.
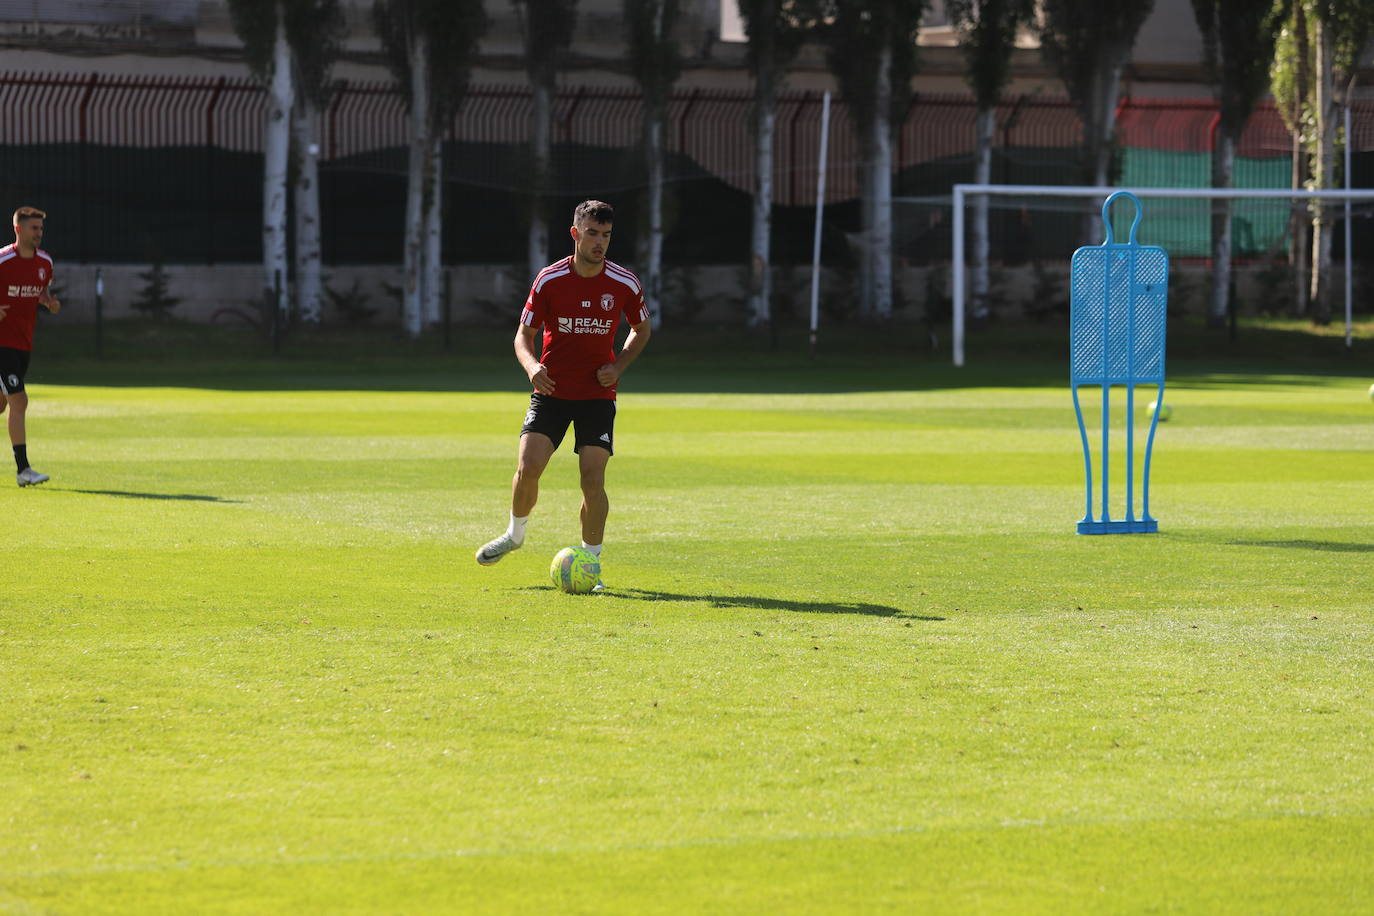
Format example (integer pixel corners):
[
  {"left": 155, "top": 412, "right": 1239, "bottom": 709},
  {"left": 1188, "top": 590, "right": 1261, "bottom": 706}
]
[
  {"left": 476, "top": 200, "right": 652, "bottom": 589},
  {"left": 0, "top": 206, "right": 61, "bottom": 487}
]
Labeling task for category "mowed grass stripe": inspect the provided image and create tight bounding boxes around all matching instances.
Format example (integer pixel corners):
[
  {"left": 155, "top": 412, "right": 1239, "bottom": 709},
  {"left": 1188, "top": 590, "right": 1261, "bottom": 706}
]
[
  {"left": 16, "top": 447, "right": 1374, "bottom": 495},
  {"left": 5, "top": 522, "right": 1371, "bottom": 618}
]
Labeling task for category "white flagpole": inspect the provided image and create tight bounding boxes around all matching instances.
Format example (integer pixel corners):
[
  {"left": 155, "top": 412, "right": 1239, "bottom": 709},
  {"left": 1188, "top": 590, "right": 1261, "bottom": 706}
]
[{"left": 809, "top": 91, "right": 831, "bottom": 357}]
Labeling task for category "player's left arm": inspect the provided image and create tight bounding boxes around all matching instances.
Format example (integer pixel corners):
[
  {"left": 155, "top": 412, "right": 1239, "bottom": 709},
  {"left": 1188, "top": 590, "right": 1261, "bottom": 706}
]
[{"left": 597, "top": 319, "right": 651, "bottom": 388}]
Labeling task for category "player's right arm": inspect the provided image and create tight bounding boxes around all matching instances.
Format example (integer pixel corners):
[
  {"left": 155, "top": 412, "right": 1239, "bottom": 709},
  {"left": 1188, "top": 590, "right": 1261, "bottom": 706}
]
[{"left": 515, "top": 324, "right": 555, "bottom": 395}]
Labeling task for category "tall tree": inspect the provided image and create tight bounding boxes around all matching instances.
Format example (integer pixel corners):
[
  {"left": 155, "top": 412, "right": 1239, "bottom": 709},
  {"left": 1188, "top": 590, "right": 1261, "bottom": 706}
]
[
  {"left": 423, "top": 0, "right": 486, "bottom": 327},
  {"left": 228, "top": 0, "right": 295, "bottom": 322},
  {"left": 1039, "top": 0, "right": 1155, "bottom": 241},
  {"left": 624, "top": 0, "right": 682, "bottom": 329},
  {"left": 738, "top": 0, "right": 821, "bottom": 329},
  {"left": 949, "top": 0, "right": 1035, "bottom": 322},
  {"left": 1192, "top": 0, "right": 1292, "bottom": 329},
  {"left": 514, "top": 0, "right": 579, "bottom": 283},
  {"left": 1271, "top": 3, "right": 1314, "bottom": 317},
  {"left": 286, "top": 0, "right": 345, "bottom": 326},
  {"left": 824, "top": 0, "right": 925, "bottom": 319},
  {"left": 375, "top": 0, "right": 488, "bottom": 337},
  {"left": 375, "top": 0, "right": 430, "bottom": 337},
  {"left": 1307, "top": 0, "right": 1374, "bottom": 323}
]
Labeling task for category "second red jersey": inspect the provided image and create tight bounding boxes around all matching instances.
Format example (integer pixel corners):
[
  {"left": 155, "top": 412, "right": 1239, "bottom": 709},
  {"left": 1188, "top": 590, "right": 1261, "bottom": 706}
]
[
  {"left": 520, "top": 257, "right": 649, "bottom": 400},
  {"left": 0, "top": 244, "right": 54, "bottom": 352}
]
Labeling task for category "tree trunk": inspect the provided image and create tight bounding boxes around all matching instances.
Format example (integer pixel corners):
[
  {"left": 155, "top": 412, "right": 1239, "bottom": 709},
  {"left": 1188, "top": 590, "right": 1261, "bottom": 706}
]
[
  {"left": 749, "top": 70, "right": 776, "bottom": 329},
  {"left": 858, "top": 148, "right": 875, "bottom": 315},
  {"left": 1207, "top": 130, "right": 1235, "bottom": 328},
  {"left": 292, "top": 95, "right": 322, "bottom": 325},
  {"left": 1079, "top": 50, "right": 1124, "bottom": 245},
  {"left": 1291, "top": 2, "right": 1311, "bottom": 318},
  {"left": 529, "top": 80, "right": 553, "bottom": 280},
  {"left": 263, "top": 11, "right": 293, "bottom": 321},
  {"left": 1093, "top": 72, "right": 1121, "bottom": 188},
  {"left": 423, "top": 132, "right": 443, "bottom": 327},
  {"left": 1291, "top": 128, "right": 1311, "bottom": 317},
  {"left": 1310, "top": 15, "right": 1334, "bottom": 324},
  {"left": 645, "top": 105, "right": 665, "bottom": 329},
  {"left": 1286, "top": 127, "right": 1308, "bottom": 317},
  {"left": 402, "top": 33, "right": 429, "bottom": 338},
  {"left": 872, "top": 43, "right": 894, "bottom": 320},
  {"left": 971, "top": 105, "right": 994, "bottom": 320}
]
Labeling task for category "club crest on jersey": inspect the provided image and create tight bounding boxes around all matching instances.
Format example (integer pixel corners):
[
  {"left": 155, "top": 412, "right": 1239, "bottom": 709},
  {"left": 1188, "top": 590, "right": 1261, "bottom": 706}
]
[
  {"left": 600, "top": 293, "right": 615, "bottom": 311},
  {"left": 37, "top": 268, "right": 45, "bottom": 280}
]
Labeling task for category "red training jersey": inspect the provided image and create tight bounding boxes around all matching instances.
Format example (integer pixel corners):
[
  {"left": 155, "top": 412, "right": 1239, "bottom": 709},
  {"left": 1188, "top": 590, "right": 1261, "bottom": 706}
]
[
  {"left": 520, "top": 256, "right": 649, "bottom": 401},
  {"left": 0, "top": 244, "right": 54, "bottom": 352}
]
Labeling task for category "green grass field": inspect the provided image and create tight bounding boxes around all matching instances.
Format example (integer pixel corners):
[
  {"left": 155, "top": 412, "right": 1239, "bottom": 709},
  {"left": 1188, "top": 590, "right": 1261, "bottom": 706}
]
[{"left": 3, "top": 324, "right": 1373, "bottom": 914}]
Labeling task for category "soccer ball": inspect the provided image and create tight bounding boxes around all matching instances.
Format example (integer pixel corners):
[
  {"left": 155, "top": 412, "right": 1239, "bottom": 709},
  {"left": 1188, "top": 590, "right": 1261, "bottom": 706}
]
[
  {"left": 1368, "top": 382, "right": 1373, "bottom": 401},
  {"left": 550, "top": 547, "right": 600, "bottom": 594},
  {"left": 1146, "top": 399, "right": 1172, "bottom": 421}
]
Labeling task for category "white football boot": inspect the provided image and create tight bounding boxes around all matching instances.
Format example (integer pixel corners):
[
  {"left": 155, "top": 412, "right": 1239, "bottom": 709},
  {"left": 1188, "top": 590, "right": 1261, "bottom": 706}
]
[
  {"left": 475, "top": 533, "right": 521, "bottom": 566},
  {"left": 16, "top": 467, "right": 49, "bottom": 487}
]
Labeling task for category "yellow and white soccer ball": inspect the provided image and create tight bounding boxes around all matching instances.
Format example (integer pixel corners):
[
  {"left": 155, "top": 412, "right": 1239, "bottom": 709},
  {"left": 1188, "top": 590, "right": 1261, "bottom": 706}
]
[
  {"left": 1146, "top": 399, "right": 1172, "bottom": 421},
  {"left": 550, "top": 547, "right": 600, "bottom": 594}
]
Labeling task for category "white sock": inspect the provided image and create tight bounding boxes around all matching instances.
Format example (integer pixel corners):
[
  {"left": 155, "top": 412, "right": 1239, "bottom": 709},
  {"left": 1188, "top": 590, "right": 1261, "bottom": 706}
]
[
  {"left": 507, "top": 513, "right": 528, "bottom": 544},
  {"left": 581, "top": 541, "right": 602, "bottom": 558}
]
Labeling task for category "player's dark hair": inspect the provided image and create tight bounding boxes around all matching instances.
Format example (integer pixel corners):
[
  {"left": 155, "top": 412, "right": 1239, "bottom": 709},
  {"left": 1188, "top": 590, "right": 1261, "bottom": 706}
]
[
  {"left": 12, "top": 206, "right": 45, "bottom": 226},
  {"left": 573, "top": 200, "right": 613, "bottom": 226}
]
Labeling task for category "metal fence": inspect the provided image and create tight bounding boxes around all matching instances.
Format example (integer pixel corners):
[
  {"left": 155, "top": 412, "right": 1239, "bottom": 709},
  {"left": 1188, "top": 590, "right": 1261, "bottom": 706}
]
[{"left": 0, "top": 70, "right": 1366, "bottom": 265}]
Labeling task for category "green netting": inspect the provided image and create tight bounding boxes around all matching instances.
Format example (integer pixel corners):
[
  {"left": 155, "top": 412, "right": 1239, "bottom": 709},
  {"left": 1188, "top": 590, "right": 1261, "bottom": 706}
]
[{"left": 1116, "top": 148, "right": 1292, "bottom": 257}]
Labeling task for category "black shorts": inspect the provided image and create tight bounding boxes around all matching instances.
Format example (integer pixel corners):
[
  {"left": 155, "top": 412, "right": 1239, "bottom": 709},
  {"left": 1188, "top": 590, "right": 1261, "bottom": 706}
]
[
  {"left": 0, "top": 347, "right": 30, "bottom": 395},
  {"left": 520, "top": 393, "right": 616, "bottom": 455}
]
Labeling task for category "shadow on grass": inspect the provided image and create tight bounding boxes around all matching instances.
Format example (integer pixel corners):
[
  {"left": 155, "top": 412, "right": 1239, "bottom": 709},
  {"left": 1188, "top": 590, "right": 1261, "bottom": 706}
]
[
  {"left": 1228, "top": 538, "right": 1374, "bottom": 553},
  {"left": 56, "top": 488, "right": 242, "bottom": 503},
  {"left": 598, "top": 587, "right": 944, "bottom": 619}
]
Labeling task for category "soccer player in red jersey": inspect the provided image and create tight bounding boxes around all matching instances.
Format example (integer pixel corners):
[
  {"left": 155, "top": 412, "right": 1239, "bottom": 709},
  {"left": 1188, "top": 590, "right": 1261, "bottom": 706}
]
[
  {"left": 0, "top": 206, "right": 61, "bottom": 487},
  {"left": 476, "top": 200, "right": 652, "bottom": 589}
]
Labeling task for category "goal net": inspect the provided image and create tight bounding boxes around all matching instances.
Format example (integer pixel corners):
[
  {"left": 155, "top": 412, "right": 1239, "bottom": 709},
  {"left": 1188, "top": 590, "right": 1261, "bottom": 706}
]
[{"left": 916, "top": 184, "right": 1374, "bottom": 366}]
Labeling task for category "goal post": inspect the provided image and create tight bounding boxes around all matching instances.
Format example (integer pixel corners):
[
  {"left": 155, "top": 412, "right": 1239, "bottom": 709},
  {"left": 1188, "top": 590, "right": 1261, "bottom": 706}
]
[{"left": 942, "top": 183, "right": 1374, "bottom": 367}]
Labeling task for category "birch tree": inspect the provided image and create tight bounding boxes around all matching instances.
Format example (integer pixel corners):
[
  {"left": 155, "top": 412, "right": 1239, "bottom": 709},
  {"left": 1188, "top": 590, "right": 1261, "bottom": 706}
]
[
  {"left": 286, "top": 0, "right": 344, "bottom": 325},
  {"left": 949, "top": 0, "right": 1034, "bottom": 322},
  {"left": 374, "top": 0, "right": 487, "bottom": 336},
  {"left": 1039, "top": 0, "right": 1155, "bottom": 242},
  {"left": 625, "top": 0, "right": 682, "bottom": 329},
  {"left": 228, "top": 0, "right": 295, "bottom": 321},
  {"left": 1271, "top": 3, "right": 1314, "bottom": 316},
  {"left": 1307, "top": 0, "right": 1374, "bottom": 323},
  {"left": 737, "top": 0, "right": 821, "bottom": 328},
  {"left": 1191, "top": 0, "right": 1292, "bottom": 329},
  {"left": 375, "top": 2, "right": 430, "bottom": 337},
  {"left": 824, "top": 0, "right": 925, "bottom": 319},
  {"left": 515, "top": 0, "right": 579, "bottom": 282}
]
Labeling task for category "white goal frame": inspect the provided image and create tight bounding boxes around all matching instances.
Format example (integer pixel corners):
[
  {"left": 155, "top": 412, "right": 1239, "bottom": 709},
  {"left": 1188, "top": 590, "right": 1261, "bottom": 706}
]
[{"left": 941, "top": 183, "right": 1374, "bottom": 367}]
